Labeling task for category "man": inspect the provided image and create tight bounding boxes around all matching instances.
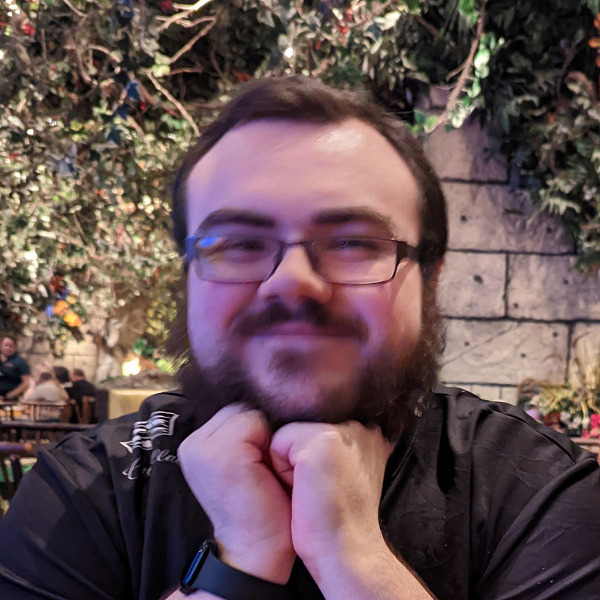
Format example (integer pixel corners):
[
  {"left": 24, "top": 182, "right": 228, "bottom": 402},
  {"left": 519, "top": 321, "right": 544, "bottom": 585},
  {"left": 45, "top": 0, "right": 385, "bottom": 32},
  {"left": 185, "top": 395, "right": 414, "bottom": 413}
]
[
  {"left": 69, "top": 367, "right": 97, "bottom": 422},
  {"left": 70, "top": 367, "right": 96, "bottom": 400},
  {"left": 0, "top": 335, "right": 32, "bottom": 402},
  {"left": 0, "top": 77, "right": 599, "bottom": 600}
]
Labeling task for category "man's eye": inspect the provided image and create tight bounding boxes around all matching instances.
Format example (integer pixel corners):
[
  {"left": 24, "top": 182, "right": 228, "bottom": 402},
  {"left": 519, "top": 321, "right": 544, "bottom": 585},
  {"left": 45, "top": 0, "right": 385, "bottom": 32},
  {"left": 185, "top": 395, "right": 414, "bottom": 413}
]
[
  {"left": 326, "top": 238, "right": 381, "bottom": 252},
  {"left": 220, "top": 238, "right": 267, "bottom": 252},
  {"left": 201, "top": 237, "right": 271, "bottom": 260}
]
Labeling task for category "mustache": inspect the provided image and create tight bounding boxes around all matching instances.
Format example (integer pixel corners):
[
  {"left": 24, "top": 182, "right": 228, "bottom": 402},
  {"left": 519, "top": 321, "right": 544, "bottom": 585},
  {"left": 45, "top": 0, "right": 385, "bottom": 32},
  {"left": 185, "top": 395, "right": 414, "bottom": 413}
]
[{"left": 231, "top": 300, "right": 368, "bottom": 340}]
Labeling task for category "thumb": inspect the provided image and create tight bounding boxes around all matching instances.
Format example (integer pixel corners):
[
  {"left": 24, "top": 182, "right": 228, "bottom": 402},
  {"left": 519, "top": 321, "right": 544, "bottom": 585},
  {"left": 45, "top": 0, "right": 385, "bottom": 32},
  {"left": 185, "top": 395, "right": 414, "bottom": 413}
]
[{"left": 269, "top": 436, "right": 295, "bottom": 489}]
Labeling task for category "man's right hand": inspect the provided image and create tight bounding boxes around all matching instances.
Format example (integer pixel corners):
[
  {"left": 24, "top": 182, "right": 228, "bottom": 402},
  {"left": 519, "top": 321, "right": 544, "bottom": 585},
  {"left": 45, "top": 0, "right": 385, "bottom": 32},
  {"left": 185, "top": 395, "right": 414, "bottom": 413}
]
[{"left": 177, "top": 404, "right": 295, "bottom": 585}]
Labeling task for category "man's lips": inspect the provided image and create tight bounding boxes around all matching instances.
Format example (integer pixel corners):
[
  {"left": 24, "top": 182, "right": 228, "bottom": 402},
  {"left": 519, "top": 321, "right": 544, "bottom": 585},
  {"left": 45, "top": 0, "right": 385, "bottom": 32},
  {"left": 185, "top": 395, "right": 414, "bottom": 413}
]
[{"left": 250, "top": 322, "right": 357, "bottom": 337}]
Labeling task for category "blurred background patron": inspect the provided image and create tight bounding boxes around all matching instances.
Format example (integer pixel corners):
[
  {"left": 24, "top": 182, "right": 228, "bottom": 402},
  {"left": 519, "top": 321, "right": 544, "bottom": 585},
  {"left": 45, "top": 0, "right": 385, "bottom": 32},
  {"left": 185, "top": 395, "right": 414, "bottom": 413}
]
[{"left": 0, "top": 336, "right": 31, "bottom": 402}]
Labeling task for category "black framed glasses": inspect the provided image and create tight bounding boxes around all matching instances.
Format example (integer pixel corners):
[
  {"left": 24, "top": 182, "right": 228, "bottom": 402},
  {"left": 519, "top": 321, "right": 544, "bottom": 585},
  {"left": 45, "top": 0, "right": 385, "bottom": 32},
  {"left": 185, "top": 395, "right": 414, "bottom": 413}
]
[{"left": 184, "top": 234, "right": 420, "bottom": 285}]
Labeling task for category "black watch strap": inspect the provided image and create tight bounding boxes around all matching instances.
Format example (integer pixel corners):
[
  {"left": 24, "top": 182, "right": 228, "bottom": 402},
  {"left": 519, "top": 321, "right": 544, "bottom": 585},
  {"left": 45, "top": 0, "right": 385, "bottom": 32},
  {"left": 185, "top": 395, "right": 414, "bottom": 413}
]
[{"left": 180, "top": 541, "right": 292, "bottom": 600}]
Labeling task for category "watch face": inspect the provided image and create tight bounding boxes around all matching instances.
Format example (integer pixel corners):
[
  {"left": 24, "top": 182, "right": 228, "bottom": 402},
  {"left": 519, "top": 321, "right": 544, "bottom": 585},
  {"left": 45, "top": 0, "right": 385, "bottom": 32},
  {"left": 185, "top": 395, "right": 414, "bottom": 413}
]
[{"left": 180, "top": 541, "right": 211, "bottom": 594}]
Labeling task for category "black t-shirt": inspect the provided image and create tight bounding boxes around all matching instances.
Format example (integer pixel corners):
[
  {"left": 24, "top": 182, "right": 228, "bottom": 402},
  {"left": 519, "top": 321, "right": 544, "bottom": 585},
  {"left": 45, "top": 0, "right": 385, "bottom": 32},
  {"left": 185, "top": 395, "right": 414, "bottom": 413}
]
[
  {"left": 68, "top": 379, "right": 97, "bottom": 405},
  {"left": 1, "top": 385, "right": 599, "bottom": 599},
  {"left": 0, "top": 352, "right": 30, "bottom": 396}
]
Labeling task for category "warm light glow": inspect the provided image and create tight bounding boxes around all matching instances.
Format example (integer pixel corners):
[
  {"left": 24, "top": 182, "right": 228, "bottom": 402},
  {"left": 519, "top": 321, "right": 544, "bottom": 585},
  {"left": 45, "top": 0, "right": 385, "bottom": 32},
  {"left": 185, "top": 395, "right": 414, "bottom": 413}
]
[
  {"left": 122, "top": 356, "right": 141, "bottom": 377},
  {"left": 284, "top": 47, "right": 294, "bottom": 58}
]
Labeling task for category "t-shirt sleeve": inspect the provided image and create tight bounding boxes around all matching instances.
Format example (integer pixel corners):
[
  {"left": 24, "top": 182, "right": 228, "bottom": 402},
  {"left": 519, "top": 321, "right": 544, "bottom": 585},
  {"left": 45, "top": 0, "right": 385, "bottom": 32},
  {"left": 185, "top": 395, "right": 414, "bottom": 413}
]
[
  {"left": 468, "top": 406, "right": 600, "bottom": 599},
  {"left": 0, "top": 435, "right": 132, "bottom": 599},
  {"left": 16, "top": 356, "right": 31, "bottom": 377},
  {"left": 476, "top": 458, "right": 600, "bottom": 599}
]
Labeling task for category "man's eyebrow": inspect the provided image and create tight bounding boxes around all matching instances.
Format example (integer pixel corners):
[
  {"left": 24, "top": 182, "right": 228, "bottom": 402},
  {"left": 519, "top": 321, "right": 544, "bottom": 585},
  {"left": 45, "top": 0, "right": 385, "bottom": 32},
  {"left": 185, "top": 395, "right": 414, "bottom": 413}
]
[
  {"left": 311, "top": 208, "right": 396, "bottom": 232},
  {"left": 196, "top": 209, "right": 276, "bottom": 232}
]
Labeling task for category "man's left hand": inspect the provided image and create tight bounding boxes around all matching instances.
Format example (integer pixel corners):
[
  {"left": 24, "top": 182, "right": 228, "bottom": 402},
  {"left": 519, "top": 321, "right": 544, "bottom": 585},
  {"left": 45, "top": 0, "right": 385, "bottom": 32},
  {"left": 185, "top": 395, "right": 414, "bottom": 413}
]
[{"left": 270, "top": 421, "right": 392, "bottom": 576}]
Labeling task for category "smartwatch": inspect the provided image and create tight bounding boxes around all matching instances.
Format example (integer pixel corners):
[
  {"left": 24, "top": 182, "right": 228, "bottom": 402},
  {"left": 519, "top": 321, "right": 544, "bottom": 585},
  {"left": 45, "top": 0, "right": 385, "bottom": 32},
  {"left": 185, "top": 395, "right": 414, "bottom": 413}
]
[{"left": 180, "top": 540, "right": 292, "bottom": 599}]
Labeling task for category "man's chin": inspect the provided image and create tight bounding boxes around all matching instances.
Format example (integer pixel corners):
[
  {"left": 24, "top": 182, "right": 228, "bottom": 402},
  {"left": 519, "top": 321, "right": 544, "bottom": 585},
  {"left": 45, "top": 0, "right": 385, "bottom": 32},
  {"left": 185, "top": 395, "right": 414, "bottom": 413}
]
[{"left": 251, "top": 375, "right": 361, "bottom": 427}]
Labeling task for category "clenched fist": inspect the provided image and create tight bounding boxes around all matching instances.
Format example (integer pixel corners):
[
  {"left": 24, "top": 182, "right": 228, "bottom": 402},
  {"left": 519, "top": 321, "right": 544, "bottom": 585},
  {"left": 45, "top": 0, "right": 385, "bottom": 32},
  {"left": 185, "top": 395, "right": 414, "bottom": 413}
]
[
  {"left": 270, "top": 422, "right": 392, "bottom": 583},
  {"left": 178, "top": 404, "right": 295, "bottom": 584}
]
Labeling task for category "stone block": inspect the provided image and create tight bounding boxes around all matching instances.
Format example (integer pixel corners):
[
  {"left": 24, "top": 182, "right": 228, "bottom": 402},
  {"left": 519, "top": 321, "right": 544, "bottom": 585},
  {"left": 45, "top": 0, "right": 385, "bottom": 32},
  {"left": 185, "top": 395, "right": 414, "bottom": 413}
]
[
  {"left": 17, "top": 333, "right": 50, "bottom": 356},
  {"left": 27, "top": 355, "right": 52, "bottom": 372},
  {"left": 568, "top": 323, "right": 600, "bottom": 384},
  {"left": 441, "top": 319, "right": 568, "bottom": 385},
  {"left": 96, "top": 349, "right": 121, "bottom": 384},
  {"left": 438, "top": 251, "right": 506, "bottom": 318},
  {"left": 424, "top": 120, "right": 507, "bottom": 181},
  {"left": 64, "top": 333, "right": 97, "bottom": 357},
  {"left": 445, "top": 183, "right": 573, "bottom": 253},
  {"left": 508, "top": 255, "right": 600, "bottom": 320},
  {"left": 71, "top": 356, "right": 98, "bottom": 382}
]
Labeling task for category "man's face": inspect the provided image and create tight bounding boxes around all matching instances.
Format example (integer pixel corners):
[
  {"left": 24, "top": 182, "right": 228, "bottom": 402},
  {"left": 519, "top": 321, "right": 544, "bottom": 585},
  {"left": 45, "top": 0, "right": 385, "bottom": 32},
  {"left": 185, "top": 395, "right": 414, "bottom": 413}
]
[
  {"left": 185, "top": 119, "right": 427, "bottom": 428},
  {"left": 1, "top": 338, "right": 16, "bottom": 358}
]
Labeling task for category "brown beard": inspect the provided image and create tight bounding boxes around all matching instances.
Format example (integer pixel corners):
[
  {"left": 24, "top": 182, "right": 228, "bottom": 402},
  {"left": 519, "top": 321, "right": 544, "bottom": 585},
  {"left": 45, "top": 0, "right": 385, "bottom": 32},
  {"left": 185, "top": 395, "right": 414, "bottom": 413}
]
[{"left": 167, "top": 279, "right": 445, "bottom": 441}]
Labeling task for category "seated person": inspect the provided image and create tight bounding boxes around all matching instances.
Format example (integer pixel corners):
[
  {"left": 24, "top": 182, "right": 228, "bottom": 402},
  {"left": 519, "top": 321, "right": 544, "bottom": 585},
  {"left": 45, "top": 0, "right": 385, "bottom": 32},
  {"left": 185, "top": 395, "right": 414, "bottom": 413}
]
[
  {"left": 69, "top": 368, "right": 96, "bottom": 422},
  {"left": 22, "top": 369, "right": 68, "bottom": 421},
  {"left": 0, "top": 336, "right": 32, "bottom": 402}
]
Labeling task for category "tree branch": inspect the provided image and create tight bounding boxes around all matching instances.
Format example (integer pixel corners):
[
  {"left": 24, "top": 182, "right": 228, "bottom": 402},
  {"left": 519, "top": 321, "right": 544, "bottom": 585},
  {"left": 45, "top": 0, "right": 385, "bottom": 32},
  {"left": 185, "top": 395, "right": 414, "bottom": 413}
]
[
  {"left": 127, "top": 116, "right": 147, "bottom": 141},
  {"left": 40, "top": 28, "right": 47, "bottom": 63},
  {"left": 431, "top": 0, "right": 488, "bottom": 132},
  {"left": 156, "top": 15, "right": 214, "bottom": 29},
  {"left": 168, "top": 18, "right": 216, "bottom": 64},
  {"left": 146, "top": 72, "right": 200, "bottom": 136},
  {"left": 61, "top": 0, "right": 85, "bottom": 18},
  {"left": 169, "top": 67, "right": 205, "bottom": 76},
  {"left": 157, "top": 0, "right": 215, "bottom": 33},
  {"left": 89, "top": 44, "right": 121, "bottom": 64}
]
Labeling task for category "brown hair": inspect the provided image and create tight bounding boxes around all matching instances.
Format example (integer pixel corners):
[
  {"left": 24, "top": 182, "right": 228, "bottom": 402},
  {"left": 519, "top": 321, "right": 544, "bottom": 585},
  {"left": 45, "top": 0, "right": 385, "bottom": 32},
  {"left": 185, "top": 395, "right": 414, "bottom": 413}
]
[
  {"left": 38, "top": 371, "right": 54, "bottom": 384},
  {"left": 171, "top": 75, "right": 447, "bottom": 276}
]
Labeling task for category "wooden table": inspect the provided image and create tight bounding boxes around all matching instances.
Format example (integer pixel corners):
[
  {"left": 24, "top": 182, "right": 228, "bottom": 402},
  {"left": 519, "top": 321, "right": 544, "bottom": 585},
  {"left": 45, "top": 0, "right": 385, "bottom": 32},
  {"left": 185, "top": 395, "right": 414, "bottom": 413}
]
[{"left": 0, "top": 420, "right": 94, "bottom": 443}]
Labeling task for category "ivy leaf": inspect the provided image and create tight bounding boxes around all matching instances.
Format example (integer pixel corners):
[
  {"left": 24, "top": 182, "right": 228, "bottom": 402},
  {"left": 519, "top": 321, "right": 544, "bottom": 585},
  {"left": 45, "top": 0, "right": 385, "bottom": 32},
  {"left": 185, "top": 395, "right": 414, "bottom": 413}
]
[{"left": 458, "top": 0, "right": 478, "bottom": 24}]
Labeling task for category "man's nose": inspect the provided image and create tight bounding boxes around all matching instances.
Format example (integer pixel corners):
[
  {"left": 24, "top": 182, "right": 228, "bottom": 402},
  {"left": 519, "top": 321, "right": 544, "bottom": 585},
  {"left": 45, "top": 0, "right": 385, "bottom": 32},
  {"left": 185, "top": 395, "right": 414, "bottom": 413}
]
[{"left": 256, "top": 244, "right": 333, "bottom": 306}]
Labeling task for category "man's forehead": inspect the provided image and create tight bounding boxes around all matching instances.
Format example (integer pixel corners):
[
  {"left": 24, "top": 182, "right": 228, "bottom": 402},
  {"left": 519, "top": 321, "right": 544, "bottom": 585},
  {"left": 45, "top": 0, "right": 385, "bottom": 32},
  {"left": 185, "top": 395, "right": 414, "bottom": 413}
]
[
  {"left": 213, "top": 117, "right": 375, "bottom": 152},
  {"left": 185, "top": 117, "right": 421, "bottom": 240},
  {"left": 188, "top": 118, "right": 380, "bottom": 180}
]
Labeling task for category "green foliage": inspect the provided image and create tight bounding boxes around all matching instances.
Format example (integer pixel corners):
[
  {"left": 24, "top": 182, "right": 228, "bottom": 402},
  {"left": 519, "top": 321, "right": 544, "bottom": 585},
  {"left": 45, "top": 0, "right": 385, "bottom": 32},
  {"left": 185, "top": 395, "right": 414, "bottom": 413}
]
[
  {"left": 482, "top": 0, "right": 600, "bottom": 271},
  {"left": 0, "top": 0, "right": 276, "bottom": 352},
  {"left": 1, "top": 0, "right": 599, "bottom": 354}
]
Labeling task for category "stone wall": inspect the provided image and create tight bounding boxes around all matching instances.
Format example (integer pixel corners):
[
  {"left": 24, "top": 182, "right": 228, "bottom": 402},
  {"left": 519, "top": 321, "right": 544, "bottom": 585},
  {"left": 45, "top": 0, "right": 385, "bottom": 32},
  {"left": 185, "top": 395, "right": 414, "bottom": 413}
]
[{"left": 426, "top": 120, "right": 600, "bottom": 404}]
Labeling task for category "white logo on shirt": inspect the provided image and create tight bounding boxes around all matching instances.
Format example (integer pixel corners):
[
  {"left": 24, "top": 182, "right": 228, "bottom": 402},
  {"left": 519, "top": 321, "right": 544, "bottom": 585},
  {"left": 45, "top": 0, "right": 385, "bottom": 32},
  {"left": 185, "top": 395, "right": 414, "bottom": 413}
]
[{"left": 120, "top": 410, "right": 179, "bottom": 453}]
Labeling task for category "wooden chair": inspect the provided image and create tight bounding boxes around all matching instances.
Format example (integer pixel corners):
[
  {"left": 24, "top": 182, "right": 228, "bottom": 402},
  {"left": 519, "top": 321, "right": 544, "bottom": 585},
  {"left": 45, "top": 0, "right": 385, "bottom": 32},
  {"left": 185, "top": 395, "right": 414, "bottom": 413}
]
[
  {"left": 0, "top": 441, "right": 37, "bottom": 503},
  {"left": 80, "top": 395, "right": 96, "bottom": 424},
  {"left": 23, "top": 400, "right": 69, "bottom": 423}
]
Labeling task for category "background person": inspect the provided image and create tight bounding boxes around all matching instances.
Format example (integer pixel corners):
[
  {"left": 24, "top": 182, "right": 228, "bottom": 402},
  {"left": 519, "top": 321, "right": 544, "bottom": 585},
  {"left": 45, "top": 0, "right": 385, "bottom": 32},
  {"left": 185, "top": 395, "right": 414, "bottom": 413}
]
[
  {"left": 23, "top": 369, "right": 68, "bottom": 405},
  {"left": 69, "top": 368, "right": 97, "bottom": 423},
  {"left": 21, "top": 367, "right": 69, "bottom": 422},
  {"left": 0, "top": 336, "right": 31, "bottom": 402}
]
